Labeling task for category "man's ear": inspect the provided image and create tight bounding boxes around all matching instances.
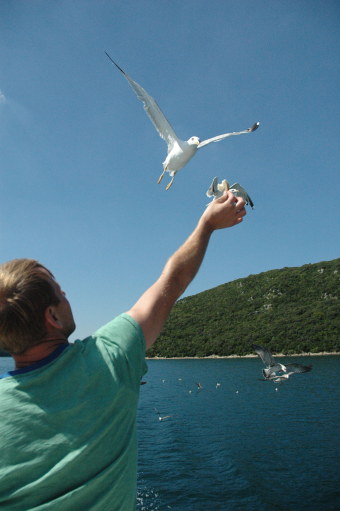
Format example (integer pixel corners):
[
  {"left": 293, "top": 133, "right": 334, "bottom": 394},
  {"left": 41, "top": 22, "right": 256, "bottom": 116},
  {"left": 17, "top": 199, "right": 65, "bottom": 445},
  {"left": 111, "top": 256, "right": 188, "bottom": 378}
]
[{"left": 45, "top": 306, "right": 62, "bottom": 329}]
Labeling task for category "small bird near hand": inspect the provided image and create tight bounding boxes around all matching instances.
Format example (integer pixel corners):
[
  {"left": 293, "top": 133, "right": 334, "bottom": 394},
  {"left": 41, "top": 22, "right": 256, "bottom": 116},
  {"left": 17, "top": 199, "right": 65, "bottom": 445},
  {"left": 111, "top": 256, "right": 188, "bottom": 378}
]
[{"left": 206, "top": 177, "right": 254, "bottom": 209}]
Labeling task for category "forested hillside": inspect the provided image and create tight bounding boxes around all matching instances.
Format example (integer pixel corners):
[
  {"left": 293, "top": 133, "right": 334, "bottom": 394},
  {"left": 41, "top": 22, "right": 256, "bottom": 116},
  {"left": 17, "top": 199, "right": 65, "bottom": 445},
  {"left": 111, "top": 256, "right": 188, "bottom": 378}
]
[
  {"left": 147, "top": 258, "right": 339, "bottom": 358},
  {"left": 1, "top": 259, "right": 339, "bottom": 358}
]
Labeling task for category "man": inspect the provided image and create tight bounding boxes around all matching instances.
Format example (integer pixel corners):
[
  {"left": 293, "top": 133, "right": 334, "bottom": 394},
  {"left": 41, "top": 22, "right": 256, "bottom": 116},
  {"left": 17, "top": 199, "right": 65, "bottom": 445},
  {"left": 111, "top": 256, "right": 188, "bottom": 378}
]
[{"left": 0, "top": 191, "right": 246, "bottom": 510}]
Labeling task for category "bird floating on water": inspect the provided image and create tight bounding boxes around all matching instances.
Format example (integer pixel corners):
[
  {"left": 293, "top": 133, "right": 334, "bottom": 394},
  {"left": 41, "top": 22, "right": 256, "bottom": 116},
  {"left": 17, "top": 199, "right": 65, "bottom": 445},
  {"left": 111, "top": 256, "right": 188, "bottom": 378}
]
[
  {"left": 154, "top": 408, "right": 172, "bottom": 421},
  {"left": 105, "top": 52, "right": 260, "bottom": 190},
  {"left": 206, "top": 177, "right": 254, "bottom": 208},
  {"left": 252, "top": 344, "right": 312, "bottom": 382}
]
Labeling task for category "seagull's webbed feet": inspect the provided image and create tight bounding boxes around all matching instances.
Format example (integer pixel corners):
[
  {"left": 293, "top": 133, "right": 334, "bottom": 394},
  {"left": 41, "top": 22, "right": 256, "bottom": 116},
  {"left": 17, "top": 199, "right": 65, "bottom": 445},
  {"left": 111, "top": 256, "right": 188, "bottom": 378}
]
[
  {"left": 166, "top": 173, "right": 176, "bottom": 190},
  {"left": 157, "top": 166, "right": 175, "bottom": 190},
  {"left": 157, "top": 169, "right": 165, "bottom": 184}
]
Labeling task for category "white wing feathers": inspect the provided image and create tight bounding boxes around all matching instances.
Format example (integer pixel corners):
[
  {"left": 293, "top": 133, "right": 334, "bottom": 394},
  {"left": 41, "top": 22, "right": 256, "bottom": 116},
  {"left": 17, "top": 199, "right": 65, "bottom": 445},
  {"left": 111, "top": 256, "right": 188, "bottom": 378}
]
[
  {"left": 206, "top": 177, "right": 220, "bottom": 198},
  {"left": 105, "top": 53, "right": 179, "bottom": 148},
  {"left": 198, "top": 122, "right": 259, "bottom": 149}
]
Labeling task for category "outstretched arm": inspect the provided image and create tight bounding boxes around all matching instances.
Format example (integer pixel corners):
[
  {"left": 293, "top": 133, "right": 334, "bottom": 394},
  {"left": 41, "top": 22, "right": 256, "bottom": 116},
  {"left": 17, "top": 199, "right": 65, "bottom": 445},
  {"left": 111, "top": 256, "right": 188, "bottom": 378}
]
[{"left": 127, "top": 191, "right": 246, "bottom": 348}]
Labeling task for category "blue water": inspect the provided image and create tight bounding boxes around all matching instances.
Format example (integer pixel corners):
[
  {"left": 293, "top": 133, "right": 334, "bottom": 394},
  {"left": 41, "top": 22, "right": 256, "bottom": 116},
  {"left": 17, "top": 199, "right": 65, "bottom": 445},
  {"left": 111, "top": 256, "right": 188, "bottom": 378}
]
[
  {"left": 1, "top": 356, "right": 339, "bottom": 510},
  {"left": 136, "top": 357, "right": 340, "bottom": 511}
]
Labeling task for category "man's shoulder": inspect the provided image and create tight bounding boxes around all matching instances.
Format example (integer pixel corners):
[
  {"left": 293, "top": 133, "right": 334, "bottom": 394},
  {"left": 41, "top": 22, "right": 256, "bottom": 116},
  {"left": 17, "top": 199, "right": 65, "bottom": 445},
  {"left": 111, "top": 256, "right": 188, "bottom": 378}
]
[
  {"left": 88, "top": 313, "right": 145, "bottom": 348},
  {"left": 74, "top": 313, "right": 147, "bottom": 378}
]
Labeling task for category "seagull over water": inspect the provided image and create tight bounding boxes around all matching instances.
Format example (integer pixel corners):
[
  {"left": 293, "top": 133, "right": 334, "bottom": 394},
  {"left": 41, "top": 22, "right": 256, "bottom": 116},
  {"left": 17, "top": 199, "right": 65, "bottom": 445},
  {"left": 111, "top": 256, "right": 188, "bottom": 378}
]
[
  {"left": 206, "top": 177, "right": 254, "bottom": 208},
  {"left": 105, "top": 52, "right": 260, "bottom": 190},
  {"left": 252, "top": 344, "right": 312, "bottom": 382}
]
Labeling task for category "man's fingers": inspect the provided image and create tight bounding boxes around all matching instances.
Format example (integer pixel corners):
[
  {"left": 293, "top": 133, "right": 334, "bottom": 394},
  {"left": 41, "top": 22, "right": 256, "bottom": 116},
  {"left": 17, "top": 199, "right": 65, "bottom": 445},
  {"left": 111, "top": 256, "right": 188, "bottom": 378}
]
[
  {"left": 217, "top": 190, "right": 236, "bottom": 205},
  {"left": 233, "top": 207, "right": 246, "bottom": 225},
  {"left": 236, "top": 207, "right": 247, "bottom": 218},
  {"left": 234, "top": 195, "right": 246, "bottom": 210},
  {"left": 220, "top": 191, "right": 246, "bottom": 215}
]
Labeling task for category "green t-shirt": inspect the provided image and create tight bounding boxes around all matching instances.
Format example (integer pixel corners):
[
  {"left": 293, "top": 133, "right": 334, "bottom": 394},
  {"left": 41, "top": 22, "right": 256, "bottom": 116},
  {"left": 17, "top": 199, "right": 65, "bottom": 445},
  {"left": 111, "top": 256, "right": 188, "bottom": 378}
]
[{"left": 0, "top": 313, "right": 147, "bottom": 511}]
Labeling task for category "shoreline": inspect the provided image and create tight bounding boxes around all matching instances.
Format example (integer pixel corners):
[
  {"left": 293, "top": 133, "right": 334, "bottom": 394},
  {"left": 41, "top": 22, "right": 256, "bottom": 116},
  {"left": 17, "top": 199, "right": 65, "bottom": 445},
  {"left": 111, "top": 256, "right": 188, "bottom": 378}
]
[
  {"left": 1, "top": 352, "right": 339, "bottom": 360},
  {"left": 146, "top": 352, "right": 340, "bottom": 360},
  {"left": 0, "top": 351, "right": 340, "bottom": 360}
]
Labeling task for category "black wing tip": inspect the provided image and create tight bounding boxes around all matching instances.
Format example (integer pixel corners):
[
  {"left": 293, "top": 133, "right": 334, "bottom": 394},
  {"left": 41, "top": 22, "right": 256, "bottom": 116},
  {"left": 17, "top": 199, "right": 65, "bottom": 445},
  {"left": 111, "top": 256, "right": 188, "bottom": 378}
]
[
  {"left": 104, "top": 52, "right": 125, "bottom": 75},
  {"left": 248, "top": 196, "right": 255, "bottom": 209},
  {"left": 287, "top": 363, "right": 313, "bottom": 372},
  {"left": 250, "top": 122, "right": 260, "bottom": 132}
]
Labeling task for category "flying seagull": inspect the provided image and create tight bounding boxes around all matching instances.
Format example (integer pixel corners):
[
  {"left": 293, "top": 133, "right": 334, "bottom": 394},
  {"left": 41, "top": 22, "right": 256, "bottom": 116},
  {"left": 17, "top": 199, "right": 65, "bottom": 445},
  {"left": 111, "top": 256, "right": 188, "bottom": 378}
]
[
  {"left": 252, "top": 344, "right": 312, "bottom": 381},
  {"left": 206, "top": 177, "right": 254, "bottom": 208},
  {"left": 105, "top": 52, "right": 259, "bottom": 190},
  {"left": 264, "top": 367, "right": 311, "bottom": 383}
]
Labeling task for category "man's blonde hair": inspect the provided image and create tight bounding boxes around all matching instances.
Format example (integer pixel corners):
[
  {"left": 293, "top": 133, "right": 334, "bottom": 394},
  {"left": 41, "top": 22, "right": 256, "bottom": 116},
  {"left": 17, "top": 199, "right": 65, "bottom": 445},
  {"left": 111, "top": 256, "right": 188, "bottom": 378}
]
[{"left": 0, "top": 259, "right": 60, "bottom": 354}]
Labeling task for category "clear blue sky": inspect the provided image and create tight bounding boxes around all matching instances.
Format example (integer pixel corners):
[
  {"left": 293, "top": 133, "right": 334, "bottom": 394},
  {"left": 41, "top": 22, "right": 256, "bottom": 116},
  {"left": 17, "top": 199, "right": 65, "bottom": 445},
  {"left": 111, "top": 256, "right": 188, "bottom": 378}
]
[{"left": 1, "top": 1, "right": 339, "bottom": 340}]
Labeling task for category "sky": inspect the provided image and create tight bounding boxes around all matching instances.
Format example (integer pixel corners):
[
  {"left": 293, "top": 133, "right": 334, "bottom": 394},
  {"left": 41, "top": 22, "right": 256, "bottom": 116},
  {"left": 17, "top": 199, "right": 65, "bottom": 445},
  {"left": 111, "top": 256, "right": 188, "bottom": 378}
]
[{"left": 0, "top": 0, "right": 339, "bottom": 341}]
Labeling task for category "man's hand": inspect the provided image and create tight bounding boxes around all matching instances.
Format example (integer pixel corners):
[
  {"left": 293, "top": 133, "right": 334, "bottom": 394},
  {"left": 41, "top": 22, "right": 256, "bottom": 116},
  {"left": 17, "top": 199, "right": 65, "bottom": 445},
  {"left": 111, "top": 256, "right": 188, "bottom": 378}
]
[{"left": 201, "top": 191, "right": 246, "bottom": 232}]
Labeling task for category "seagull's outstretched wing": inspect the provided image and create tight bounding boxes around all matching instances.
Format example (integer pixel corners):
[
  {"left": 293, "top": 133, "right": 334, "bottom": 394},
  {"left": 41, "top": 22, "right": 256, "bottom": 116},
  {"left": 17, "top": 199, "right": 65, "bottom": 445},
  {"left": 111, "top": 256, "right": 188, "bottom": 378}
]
[
  {"left": 252, "top": 344, "right": 277, "bottom": 368},
  {"left": 285, "top": 363, "right": 312, "bottom": 374},
  {"left": 197, "top": 122, "right": 259, "bottom": 149},
  {"left": 105, "top": 52, "right": 179, "bottom": 147},
  {"left": 206, "top": 177, "right": 220, "bottom": 198},
  {"left": 229, "top": 183, "right": 255, "bottom": 209}
]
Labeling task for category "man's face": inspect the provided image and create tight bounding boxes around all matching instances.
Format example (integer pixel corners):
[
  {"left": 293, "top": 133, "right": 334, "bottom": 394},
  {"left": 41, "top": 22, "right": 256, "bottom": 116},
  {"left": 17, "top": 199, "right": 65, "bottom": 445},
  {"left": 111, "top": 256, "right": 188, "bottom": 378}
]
[{"left": 39, "top": 268, "right": 76, "bottom": 338}]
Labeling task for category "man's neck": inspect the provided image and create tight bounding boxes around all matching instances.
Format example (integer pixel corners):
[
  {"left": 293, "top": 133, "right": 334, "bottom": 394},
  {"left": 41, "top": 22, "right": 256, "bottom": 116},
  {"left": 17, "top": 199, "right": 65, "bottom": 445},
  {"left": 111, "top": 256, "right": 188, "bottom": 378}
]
[{"left": 13, "top": 338, "right": 69, "bottom": 369}]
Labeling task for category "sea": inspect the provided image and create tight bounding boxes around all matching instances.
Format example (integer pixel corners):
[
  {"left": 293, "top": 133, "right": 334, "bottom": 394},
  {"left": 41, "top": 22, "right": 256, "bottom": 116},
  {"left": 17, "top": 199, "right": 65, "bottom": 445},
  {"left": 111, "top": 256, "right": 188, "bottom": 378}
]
[{"left": 1, "top": 356, "right": 339, "bottom": 511}]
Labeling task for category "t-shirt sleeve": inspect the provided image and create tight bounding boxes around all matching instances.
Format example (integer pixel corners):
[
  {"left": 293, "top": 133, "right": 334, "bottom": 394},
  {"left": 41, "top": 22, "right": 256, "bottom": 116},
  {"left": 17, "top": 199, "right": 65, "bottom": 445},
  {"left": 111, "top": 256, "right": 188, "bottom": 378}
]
[{"left": 91, "top": 313, "right": 148, "bottom": 385}]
